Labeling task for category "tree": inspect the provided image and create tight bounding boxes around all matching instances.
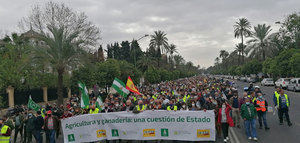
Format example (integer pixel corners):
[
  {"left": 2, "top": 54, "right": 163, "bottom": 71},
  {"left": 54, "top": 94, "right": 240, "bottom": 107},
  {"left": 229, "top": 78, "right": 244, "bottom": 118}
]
[
  {"left": 241, "top": 59, "right": 262, "bottom": 75},
  {"left": 289, "top": 52, "right": 300, "bottom": 77},
  {"left": 246, "top": 24, "right": 277, "bottom": 61},
  {"left": 234, "top": 18, "right": 252, "bottom": 64},
  {"left": 168, "top": 44, "right": 177, "bottom": 65},
  {"left": 23, "top": 2, "right": 100, "bottom": 105},
  {"left": 234, "top": 43, "right": 244, "bottom": 65},
  {"left": 149, "top": 31, "right": 169, "bottom": 66},
  {"left": 137, "top": 56, "right": 155, "bottom": 73},
  {"left": 214, "top": 57, "right": 220, "bottom": 65}
]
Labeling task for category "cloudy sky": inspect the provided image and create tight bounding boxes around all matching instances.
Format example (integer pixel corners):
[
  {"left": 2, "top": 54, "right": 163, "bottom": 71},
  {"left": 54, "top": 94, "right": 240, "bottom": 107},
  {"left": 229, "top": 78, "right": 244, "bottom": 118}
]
[{"left": 0, "top": 0, "right": 299, "bottom": 67}]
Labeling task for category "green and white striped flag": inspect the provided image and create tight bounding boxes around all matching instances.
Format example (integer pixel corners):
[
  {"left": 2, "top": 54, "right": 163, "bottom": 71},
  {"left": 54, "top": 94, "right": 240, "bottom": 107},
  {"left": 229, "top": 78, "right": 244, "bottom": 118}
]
[
  {"left": 27, "top": 95, "right": 40, "bottom": 111},
  {"left": 96, "top": 96, "right": 104, "bottom": 110},
  {"left": 112, "top": 78, "right": 130, "bottom": 97},
  {"left": 78, "top": 82, "right": 90, "bottom": 109}
]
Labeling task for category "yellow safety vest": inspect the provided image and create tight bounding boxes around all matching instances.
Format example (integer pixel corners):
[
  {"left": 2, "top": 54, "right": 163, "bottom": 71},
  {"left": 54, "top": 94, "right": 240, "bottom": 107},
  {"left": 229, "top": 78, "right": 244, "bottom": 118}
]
[
  {"left": 276, "top": 94, "right": 289, "bottom": 107},
  {"left": 275, "top": 91, "right": 279, "bottom": 98},
  {"left": 136, "top": 105, "right": 146, "bottom": 111},
  {"left": 252, "top": 97, "right": 256, "bottom": 103},
  {"left": 89, "top": 108, "right": 99, "bottom": 114},
  {"left": 41, "top": 108, "right": 46, "bottom": 118},
  {"left": 133, "top": 96, "right": 137, "bottom": 102},
  {"left": 0, "top": 125, "right": 10, "bottom": 143},
  {"left": 183, "top": 95, "right": 190, "bottom": 103},
  {"left": 152, "top": 95, "right": 158, "bottom": 100},
  {"left": 167, "top": 106, "right": 178, "bottom": 111}
]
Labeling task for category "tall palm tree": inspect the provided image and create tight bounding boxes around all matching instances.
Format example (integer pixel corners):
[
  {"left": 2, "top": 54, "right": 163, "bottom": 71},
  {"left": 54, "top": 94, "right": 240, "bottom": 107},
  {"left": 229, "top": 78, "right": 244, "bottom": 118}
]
[
  {"left": 234, "top": 43, "right": 244, "bottom": 65},
  {"left": 246, "top": 24, "right": 277, "bottom": 61},
  {"left": 234, "top": 18, "right": 252, "bottom": 64},
  {"left": 219, "top": 50, "right": 229, "bottom": 61},
  {"left": 149, "top": 30, "right": 169, "bottom": 66},
  {"left": 149, "top": 31, "right": 169, "bottom": 54},
  {"left": 168, "top": 44, "right": 177, "bottom": 65}
]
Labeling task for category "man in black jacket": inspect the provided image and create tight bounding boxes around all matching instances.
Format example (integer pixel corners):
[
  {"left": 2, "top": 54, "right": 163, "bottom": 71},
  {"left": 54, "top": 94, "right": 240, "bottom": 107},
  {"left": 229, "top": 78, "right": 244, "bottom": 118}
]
[{"left": 34, "top": 111, "right": 44, "bottom": 143}]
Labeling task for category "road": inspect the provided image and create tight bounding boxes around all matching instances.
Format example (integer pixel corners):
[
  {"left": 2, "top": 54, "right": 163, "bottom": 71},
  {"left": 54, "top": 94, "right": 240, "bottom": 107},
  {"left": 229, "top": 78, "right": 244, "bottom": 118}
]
[{"left": 232, "top": 80, "right": 300, "bottom": 143}]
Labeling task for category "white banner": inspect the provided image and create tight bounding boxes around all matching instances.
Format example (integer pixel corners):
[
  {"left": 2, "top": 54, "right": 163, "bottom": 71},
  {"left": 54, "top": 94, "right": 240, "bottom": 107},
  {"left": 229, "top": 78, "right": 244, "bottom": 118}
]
[{"left": 61, "top": 110, "right": 215, "bottom": 143}]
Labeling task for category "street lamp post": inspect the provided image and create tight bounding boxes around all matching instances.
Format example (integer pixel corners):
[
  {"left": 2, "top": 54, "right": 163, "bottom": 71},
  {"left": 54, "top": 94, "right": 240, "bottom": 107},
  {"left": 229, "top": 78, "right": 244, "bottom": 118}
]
[{"left": 131, "top": 34, "right": 149, "bottom": 68}]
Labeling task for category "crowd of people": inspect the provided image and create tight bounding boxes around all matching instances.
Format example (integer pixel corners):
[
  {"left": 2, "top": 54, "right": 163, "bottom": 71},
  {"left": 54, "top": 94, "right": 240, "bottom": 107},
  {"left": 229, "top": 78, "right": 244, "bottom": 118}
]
[{"left": 0, "top": 76, "right": 292, "bottom": 143}]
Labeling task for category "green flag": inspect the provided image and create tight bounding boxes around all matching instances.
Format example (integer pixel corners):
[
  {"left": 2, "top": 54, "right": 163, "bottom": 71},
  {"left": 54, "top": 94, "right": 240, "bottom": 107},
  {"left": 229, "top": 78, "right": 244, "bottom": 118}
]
[
  {"left": 112, "top": 78, "right": 129, "bottom": 97},
  {"left": 78, "top": 82, "right": 90, "bottom": 109},
  {"left": 96, "top": 96, "right": 104, "bottom": 110},
  {"left": 27, "top": 95, "right": 40, "bottom": 111}
]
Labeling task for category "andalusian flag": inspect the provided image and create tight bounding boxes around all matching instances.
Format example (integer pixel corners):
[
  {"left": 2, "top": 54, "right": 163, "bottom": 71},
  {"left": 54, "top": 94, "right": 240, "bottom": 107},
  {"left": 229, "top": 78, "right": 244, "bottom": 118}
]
[
  {"left": 126, "top": 76, "right": 141, "bottom": 95},
  {"left": 78, "top": 82, "right": 90, "bottom": 108},
  {"left": 27, "top": 95, "right": 40, "bottom": 111},
  {"left": 96, "top": 96, "right": 104, "bottom": 110},
  {"left": 112, "top": 78, "right": 130, "bottom": 97}
]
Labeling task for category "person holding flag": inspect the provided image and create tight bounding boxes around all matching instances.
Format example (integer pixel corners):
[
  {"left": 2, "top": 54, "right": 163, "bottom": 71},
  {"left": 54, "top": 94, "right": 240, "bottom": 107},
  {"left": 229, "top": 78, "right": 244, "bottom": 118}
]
[
  {"left": 126, "top": 76, "right": 142, "bottom": 95},
  {"left": 78, "top": 82, "right": 90, "bottom": 109},
  {"left": 27, "top": 95, "right": 40, "bottom": 111}
]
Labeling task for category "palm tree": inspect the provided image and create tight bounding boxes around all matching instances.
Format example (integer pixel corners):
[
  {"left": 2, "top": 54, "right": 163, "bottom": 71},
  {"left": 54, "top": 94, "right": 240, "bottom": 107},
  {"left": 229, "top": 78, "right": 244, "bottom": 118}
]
[
  {"left": 149, "top": 30, "right": 169, "bottom": 54},
  {"left": 173, "top": 54, "right": 184, "bottom": 68},
  {"left": 215, "top": 57, "right": 220, "bottom": 65},
  {"left": 137, "top": 56, "right": 155, "bottom": 73},
  {"left": 168, "top": 44, "right": 177, "bottom": 66},
  {"left": 26, "top": 2, "right": 100, "bottom": 105},
  {"left": 246, "top": 24, "right": 277, "bottom": 61},
  {"left": 234, "top": 43, "right": 244, "bottom": 65},
  {"left": 219, "top": 50, "right": 229, "bottom": 61},
  {"left": 234, "top": 18, "right": 252, "bottom": 64}
]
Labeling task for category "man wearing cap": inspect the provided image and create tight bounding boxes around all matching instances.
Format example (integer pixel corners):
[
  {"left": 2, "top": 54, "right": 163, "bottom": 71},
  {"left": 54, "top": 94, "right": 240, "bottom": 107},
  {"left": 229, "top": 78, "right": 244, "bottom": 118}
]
[
  {"left": 45, "top": 110, "right": 59, "bottom": 143},
  {"left": 0, "top": 117, "right": 11, "bottom": 143}
]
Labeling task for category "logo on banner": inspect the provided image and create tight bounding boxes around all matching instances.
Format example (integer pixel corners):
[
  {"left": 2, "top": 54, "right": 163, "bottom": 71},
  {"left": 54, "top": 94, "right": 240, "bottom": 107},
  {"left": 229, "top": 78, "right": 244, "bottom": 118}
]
[
  {"left": 161, "top": 128, "right": 169, "bottom": 137},
  {"left": 68, "top": 134, "right": 75, "bottom": 142},
  {"left": 197, "top": 129, "right": 210, "bottom": 138},
  {"left": 112, "top": 129, "right": 119, "bottom": 137},
  {"left": 97, "top": 130, "right": 107, "bottom": 138},
  {"left": 143, "top": 129, "right": 156, "bottom": 137}
]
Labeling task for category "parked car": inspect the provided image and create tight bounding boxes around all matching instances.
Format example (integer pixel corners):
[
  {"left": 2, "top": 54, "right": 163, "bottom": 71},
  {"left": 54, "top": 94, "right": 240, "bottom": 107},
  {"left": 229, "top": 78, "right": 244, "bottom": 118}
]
[
  {"left": 248, "top": 77, "right": 257, "bottom": 83},
  {"left": 287, "top": 78, "right": 300, "bottom": 92},
  {"left": 261, "top": 78, "right": 275, "bottom": 86},
  {"left": 275, "top": 78, "right": 291, "bottom": 89},
  {"left": 240, "top": 77, "right": 247, "bottom": 82}
]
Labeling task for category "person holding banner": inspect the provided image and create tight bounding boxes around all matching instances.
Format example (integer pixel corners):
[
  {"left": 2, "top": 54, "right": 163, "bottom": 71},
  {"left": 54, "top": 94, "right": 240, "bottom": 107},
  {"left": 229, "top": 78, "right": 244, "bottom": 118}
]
[{"left": 217, "top": 101, "right": 234, "bottom": 142}]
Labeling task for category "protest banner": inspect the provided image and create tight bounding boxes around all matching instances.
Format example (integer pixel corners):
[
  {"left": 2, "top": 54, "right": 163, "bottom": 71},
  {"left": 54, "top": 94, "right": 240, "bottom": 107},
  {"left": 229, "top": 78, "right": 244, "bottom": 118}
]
[{"left": 61, "top": 110, "right": 215, "bottom": 142}]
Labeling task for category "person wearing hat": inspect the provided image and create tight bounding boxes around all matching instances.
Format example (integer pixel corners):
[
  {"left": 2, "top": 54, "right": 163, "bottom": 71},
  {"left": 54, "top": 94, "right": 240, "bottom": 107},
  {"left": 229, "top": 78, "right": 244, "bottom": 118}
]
[
  {"left": 0, "top": 117, "right": 11, "bottom": 143},
  {"left": 44, "top": 110, "right": 59, "bottom": 143}
]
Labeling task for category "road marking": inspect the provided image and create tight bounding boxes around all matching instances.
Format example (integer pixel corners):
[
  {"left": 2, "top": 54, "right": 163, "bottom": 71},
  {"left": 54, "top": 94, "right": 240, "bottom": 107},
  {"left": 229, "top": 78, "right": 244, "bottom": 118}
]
[{"left": 229, "top": 127, "right": 240, "bottom": 143}]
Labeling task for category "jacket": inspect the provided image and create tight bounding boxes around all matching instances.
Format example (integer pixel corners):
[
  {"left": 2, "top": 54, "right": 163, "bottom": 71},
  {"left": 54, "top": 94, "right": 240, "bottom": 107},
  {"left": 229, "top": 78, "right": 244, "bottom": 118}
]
[
  {"left": 240, "top": 103, "right": 257, "bottom": 120},
  {"left": 44, "top": 116, "right": 59, "bottom": 131},
  {"left": 217, "top": 104, "right": 234, "bottom": 127}
]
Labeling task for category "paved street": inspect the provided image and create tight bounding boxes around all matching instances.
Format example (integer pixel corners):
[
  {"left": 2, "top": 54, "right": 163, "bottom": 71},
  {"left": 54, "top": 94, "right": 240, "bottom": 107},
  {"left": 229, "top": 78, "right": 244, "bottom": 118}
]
[{"left": 233, "top": 80, "right": 300, "bottom": 143}]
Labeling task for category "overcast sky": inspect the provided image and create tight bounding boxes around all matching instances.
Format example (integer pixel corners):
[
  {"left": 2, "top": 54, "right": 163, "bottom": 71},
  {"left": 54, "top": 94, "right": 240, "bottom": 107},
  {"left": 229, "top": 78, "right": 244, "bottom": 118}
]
[{"left": 0, "top": 0, "right": 299, "bottom": 67}]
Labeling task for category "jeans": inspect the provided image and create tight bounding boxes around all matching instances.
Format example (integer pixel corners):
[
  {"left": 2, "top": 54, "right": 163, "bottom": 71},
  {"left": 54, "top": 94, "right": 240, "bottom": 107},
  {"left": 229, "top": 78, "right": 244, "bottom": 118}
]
[
  {"left": 221, "top": 123, "right": 229, "bottom": 139},
  {"left": 279, "top": 108, "right": 291, "bottom": 124},
  {"left": 34, "top": 129, "right": 43, "bottom": 143},
  {"left": 244, "top": 119, "right": 257, "bottom": 138},
  {"left": 257, "top": 111, "right": 268, "bottom": 127},
  {"left": 232, "top": 108, "right": 240, "bottom": 127},
  {"left": 46, "top": 129, "right": 56, "bottom": 143}
]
